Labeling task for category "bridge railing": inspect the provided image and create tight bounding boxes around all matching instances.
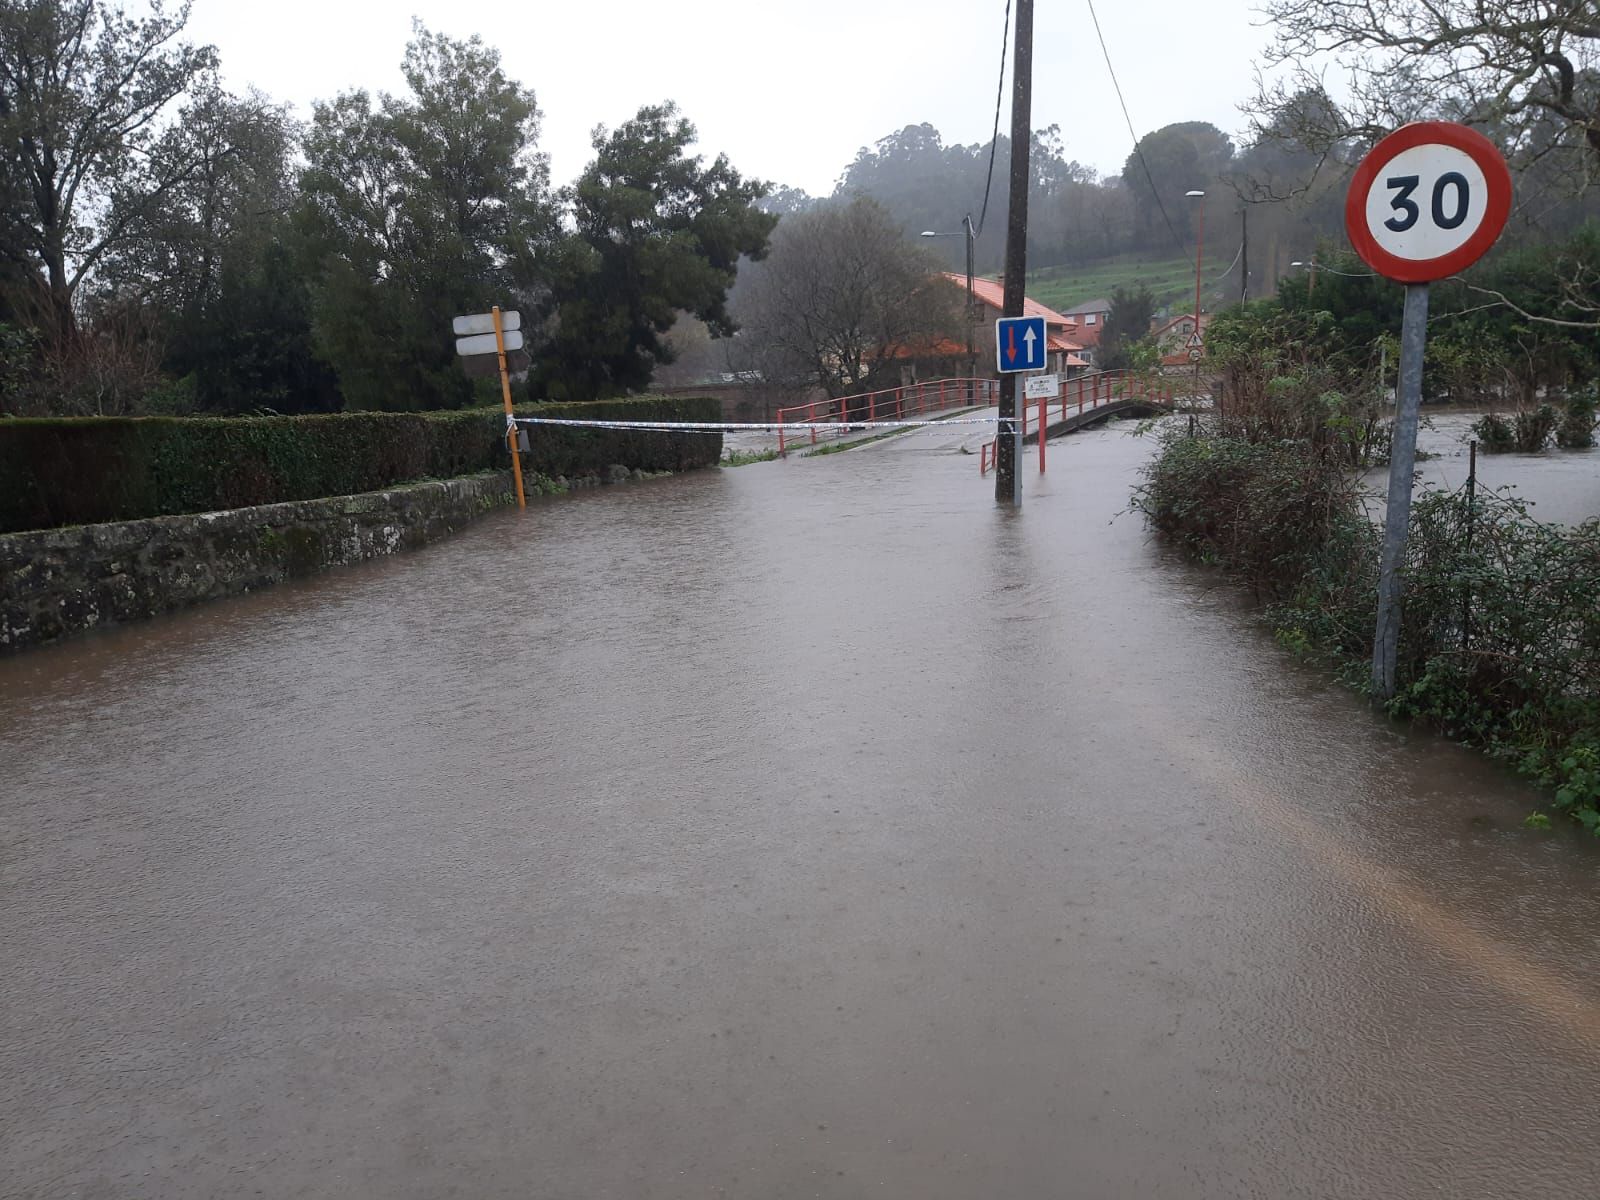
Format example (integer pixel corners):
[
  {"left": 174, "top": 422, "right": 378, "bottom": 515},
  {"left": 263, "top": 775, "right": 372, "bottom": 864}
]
[
  {"left": 776, "top": 377, "right": 998, "bottom": 456},
  {"left": 981, "top": 370, "right": 1176, "bottom": 476}
]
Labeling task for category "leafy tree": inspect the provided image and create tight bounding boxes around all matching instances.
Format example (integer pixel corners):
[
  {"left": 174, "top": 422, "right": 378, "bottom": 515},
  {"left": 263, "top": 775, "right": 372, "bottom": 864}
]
[
  {"left": 1254, "top": 0, "right": 1600, "bottom": 176},
  {"left": 836, "top": 122, "right": 1096, "bottom": 271},
  {"left": 732, "top": 195, "right": 961, "bottom": 399},
  {"left": 0, "top": 0, "right": 215, "bottom": 337},
  {"left": 760, "top": 184, "right": 819, "bottom": 216},
  {"left": 179, "top": 237, "right": 340, "bottom": 414},
  {"left": 531, "top": 102, "right": 774, "bottom": 401},
  {"left": 1122, "top": 123, "right": 1234, "bottom": 247},
  {"left": 297, "top": 22, "right": 552, "bottom": 410},
  {"left": 96, "top": 82, "right": 291, "bottom": 313},
  {"left": 1099, "top": 285, "right": 1158, "bottom": 371}
]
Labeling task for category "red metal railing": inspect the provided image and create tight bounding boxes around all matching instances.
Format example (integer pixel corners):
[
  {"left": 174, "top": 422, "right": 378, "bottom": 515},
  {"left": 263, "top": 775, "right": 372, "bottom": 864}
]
[
  {"left": 979, "top": 370, "right": 1176, "bottom": 476},
  {"left": 776, "top": 377, "right": 999, "bottom": 456}
]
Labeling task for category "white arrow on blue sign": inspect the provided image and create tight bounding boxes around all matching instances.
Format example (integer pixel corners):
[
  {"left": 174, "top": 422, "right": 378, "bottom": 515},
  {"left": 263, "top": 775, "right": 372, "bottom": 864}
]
[{"left": 996, "top": 315, "right": 1047, "bottom": 373}]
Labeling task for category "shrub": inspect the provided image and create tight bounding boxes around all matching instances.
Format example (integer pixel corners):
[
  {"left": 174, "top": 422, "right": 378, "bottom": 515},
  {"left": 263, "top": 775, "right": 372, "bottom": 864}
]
[
  {"left": 1475, "top": 405, "right": 1559, "bottom": 453},
  {"left": 1557, "top": 386, "right": 1597, "bottom": 449},
  {"left": 0, "top": 396, "right": 722, "bottom": 532},
  {"left": 1136, "top": 420, "right": 1600, "bottom": 832},
  {"left": 1515, "top": 405, "right": 1558, "bottom": 452},
  {"left": 1471, "top": 412, "right": 1515, "bottom": 453}
]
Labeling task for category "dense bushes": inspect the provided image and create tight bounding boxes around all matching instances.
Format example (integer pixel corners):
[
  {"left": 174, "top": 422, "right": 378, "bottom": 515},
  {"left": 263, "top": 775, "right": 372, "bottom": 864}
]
[
  {"left": 1135, "top": 421, "right": 1600, "bottom": 831},
  {"left": 0, "top": 396, "right": 721, "bottom": 532},
  {"left": 1471, "top": 390, "right": 1598, "bottom": 454},
  {"left": 1558, "top": 387, "right": 1598, "bottom": 449}
]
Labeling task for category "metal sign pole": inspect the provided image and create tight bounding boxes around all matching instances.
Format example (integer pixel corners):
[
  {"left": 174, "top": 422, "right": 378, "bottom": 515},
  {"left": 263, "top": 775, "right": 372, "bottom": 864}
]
[{"left": 1370, "top": 282, "right": 1429, "bottom": 699}]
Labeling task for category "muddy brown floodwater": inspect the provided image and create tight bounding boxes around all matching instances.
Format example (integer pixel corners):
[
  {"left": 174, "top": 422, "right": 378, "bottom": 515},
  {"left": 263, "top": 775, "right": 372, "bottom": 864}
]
[{"left": 4, "top": 420, "right": 1600, "bottom": 1199}]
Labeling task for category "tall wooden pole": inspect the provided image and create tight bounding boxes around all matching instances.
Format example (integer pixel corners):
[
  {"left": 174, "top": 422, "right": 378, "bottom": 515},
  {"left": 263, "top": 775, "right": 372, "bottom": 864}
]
[
  {"left": 994, "top": 0, "right": 1033, "bottom": 507},
  {"left": 493, "top": 306, "right": 527, "bottom": 510}
]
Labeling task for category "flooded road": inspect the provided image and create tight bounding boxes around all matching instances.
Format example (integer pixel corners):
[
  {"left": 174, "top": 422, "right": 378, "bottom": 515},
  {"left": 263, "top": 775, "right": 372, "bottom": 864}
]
[{"left": 5, "top": 423, "right": 1600, "bottom": 1198}]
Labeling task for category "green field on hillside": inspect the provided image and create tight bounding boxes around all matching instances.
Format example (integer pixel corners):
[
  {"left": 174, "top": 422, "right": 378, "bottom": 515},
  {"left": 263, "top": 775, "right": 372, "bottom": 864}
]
[{"left": 1022, "top": 255, "right": 1197, "bottom": 313}]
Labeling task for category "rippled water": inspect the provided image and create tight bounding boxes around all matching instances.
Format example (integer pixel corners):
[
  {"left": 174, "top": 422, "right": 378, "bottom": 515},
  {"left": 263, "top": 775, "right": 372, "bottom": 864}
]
[
  {"left": 3, "top": 421, "right": 1599, "bottom": 1198},
  {"left": 1392, "top": 408, "right": 1600, "bottom": 525}
]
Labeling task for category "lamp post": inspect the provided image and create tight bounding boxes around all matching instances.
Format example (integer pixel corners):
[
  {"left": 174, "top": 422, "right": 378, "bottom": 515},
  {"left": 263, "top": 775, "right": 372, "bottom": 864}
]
[
  {"left": 1291, "top": 256, "right": 1317, "bottom": 300},
  {"left": 1185, "top": 189, "right": 1205, "bottom": 401},
  {"left": 921, "top": 214, "right": 977, "bottom": 395},
  {"left": 1291, "top": 258, "right": 1377, "bottom": 298}
]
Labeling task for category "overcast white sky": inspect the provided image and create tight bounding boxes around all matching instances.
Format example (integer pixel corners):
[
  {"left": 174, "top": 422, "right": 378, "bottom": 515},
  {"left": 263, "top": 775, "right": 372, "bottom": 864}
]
[{"left": 185, "top": 0, "right": 1273, "bottom": 196}]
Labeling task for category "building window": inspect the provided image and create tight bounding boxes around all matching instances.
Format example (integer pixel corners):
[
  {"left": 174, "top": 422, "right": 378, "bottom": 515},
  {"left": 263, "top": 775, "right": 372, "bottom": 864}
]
[{"left": 1084, "top": 313, "right": 1096, "bottom": 325}]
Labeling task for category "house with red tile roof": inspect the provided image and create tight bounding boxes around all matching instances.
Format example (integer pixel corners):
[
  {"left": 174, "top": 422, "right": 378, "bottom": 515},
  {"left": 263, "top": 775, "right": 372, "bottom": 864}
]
[
  {"left": 1152, "top": 311, "right": 1212, "bottom": 368},
  {"left": 1056, "top": 299, "right": 1112, "bottom": 362},
  {"left": 941, "top": 273, "right": 1089, "bottom": 376}
]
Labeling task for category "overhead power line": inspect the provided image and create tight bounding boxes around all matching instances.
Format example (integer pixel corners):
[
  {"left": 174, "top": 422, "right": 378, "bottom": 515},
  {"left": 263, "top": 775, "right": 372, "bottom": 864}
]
[
  {"left": 1084, "top": 0, "right": 1196, "bottom": 271},
  {"left": 975, "top": 0, "right": 1013, "bottom": 238}
]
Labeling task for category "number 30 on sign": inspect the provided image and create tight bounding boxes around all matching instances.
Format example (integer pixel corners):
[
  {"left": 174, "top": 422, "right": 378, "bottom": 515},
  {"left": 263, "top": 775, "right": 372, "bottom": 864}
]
[{"left": 1345, "top": 121, "right": 1512, "bottom": 283}]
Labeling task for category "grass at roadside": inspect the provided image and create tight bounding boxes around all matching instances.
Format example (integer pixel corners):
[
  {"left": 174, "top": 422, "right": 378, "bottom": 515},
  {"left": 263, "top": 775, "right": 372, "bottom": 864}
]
[{"left": 721, "top": 448, "right": 781, "bottom": 466}]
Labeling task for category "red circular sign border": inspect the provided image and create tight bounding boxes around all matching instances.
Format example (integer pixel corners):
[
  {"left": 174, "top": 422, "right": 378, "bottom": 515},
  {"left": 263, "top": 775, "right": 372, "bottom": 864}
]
[{"left": 1344, "top": 121, "right": 1512, "bottom": 283}]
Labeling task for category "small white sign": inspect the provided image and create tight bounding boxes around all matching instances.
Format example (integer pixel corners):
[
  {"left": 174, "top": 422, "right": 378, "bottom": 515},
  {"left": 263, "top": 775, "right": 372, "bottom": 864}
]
[
  {"left": 455, "top": 329, "right": 524, "bottom": 357},
  {"left": 1023, "top": 374, "right": 1059, "bottom": 400},
  {"left": 452, "top": 310, "right": 521, "bottom": 337}
]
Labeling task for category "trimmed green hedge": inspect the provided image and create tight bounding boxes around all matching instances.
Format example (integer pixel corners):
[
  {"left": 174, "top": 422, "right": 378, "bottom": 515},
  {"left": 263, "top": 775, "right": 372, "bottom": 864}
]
[{"left": 0, "top": 397, "right": 722, "bottom": 533}]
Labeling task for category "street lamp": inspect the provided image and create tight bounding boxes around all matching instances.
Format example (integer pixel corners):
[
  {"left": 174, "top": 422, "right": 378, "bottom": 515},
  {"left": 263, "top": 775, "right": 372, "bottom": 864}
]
[
  {"left": 1290, "top": 257, "right": 1317, "bottom": 299},
  {"left": 921, "top": 214, "right": 977, "bottom": 392},
  {"left": 1185, "top": 189, "right": 1205, "bottom": 401},
  {"left": 1292, "top": 259, "right": 1378, "bottom": 282}
]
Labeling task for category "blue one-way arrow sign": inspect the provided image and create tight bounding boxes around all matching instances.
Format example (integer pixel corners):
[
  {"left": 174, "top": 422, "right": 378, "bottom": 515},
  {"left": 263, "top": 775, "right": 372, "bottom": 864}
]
[{"left": 996, "top": 315, "right": 1046, "bottom": 373}]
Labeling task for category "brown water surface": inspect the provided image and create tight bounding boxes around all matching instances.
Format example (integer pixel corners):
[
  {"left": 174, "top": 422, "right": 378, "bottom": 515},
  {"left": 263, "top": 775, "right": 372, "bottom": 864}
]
[{"left": 4, "top": 421, "right": 1599, "bottom": 1198}]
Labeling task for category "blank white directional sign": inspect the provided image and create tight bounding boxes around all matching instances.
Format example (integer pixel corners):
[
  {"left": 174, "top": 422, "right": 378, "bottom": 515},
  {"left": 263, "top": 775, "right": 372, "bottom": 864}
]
[
  {"left": 1023, "top": 374, "right": 1059, "bottom": 400},
  {"left": 455, "top": 329, "right": 523, "bottom": 357},
  {"left": 452, "top": 310, "right": 521, "bottom": 337}
]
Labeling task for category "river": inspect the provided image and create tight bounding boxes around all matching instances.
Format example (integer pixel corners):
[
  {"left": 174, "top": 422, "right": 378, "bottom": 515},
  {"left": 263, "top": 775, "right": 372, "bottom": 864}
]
[
  {"left": 3, "top": 420, "right": 1599, "bottom": 1198},
  {"left": 1403, "top": 407, "right": 1600, "bottom": 525}
]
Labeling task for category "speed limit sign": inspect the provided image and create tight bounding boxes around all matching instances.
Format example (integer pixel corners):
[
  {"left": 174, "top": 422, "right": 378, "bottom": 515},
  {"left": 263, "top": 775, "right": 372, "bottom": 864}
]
[
  {"left": 1345, "top": 121, "right": 1511, "bottom": 282},
  {"left": 1347, "top": 122, "right": 1512, "bottom": 701}
]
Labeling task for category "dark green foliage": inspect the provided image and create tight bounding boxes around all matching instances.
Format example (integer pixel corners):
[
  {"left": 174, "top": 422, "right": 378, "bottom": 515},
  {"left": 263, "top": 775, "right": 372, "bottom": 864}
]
[
  {"left": 1558, "top": 387, "right": 1598, "bottom": 449},
  {"left": 1472, "top": 413, "right": 1516, "bottom": 453},
  {"left": 1133, "top": 428, "right": 1377, "bottom": 624},
  {"left": 0, "top": 397, "right": 721, "bottom": 532},
  {"left": 1098, "top": 285, "right": 1157, "bottom": 373},
  {"left": 1394, "top": 489, "right": 1600, "bottom": 830},
  {"left": 1204, "top": 300, "right": 1389, "bottom": 466},
  {"left": 174, "top": 240, "right": 340, "bottom": 415},
  {"left": 531, "top": 103, "right": 775, "bottom": 401},
  {"left": 1515, "top": 406, "right": 1559, "bottom": 452},
  {"left": 295, "top": 25, "right": 554, "bottom": 412},
  {"left": 514, "top": 396, "right": 721, "bottom": 480},
  {"left": 1474, "top": 405, "right": 1560, "bottom": 453},
  {"left": 1120, "top": 122, "right": 1233, "bottom": 248}
]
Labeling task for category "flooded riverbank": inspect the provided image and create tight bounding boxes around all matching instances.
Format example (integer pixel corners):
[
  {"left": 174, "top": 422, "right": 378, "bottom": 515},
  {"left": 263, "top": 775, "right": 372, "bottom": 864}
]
[{"left": 1380, "top": 406, "right": 1600, "bottom": 525}]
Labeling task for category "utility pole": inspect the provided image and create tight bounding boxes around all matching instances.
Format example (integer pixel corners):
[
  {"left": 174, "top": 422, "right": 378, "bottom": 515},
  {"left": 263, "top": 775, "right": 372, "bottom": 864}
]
[
  {"left": 994, "top": 0, "right": 1033, "bottom": 507},
  {"left": 1240, "top": 207, "right": 1249, "bottom": 304},
  {"left": 965, "top": 214, "right": 977, "bottom": 396}
]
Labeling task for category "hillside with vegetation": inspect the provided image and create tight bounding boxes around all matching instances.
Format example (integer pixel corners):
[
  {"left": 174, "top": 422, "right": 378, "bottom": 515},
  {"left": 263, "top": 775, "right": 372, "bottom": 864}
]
[{"left": 1024, "top": 255, "right": 1198, "bottom": 314}]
